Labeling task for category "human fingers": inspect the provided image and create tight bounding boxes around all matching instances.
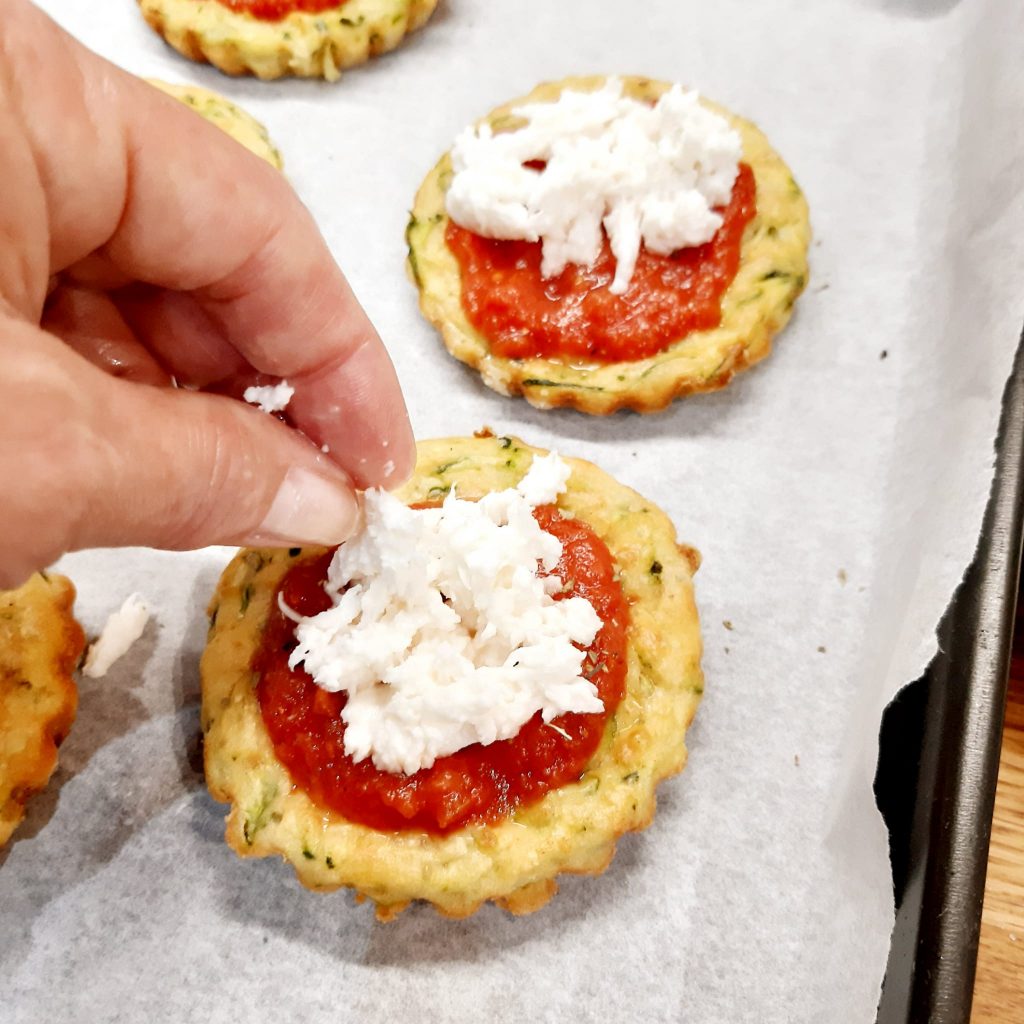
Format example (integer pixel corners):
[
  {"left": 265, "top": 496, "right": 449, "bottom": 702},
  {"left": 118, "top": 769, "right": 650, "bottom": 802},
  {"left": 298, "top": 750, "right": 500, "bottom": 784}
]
[
  {"left": 42, "top": 284, "right": 172, "bottom": 386},
  {"left": 1, "top": 1, "right": 415, "bottom": 487},
  {"left": 0, "top": 315, "right": 363, "bottom": 588}
]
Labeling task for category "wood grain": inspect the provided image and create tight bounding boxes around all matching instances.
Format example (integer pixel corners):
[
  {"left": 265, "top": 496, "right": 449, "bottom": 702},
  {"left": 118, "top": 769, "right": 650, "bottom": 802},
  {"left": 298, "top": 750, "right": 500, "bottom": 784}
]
[{"left": 971, "top": 604, "right": 1024, "bottom": 1023}]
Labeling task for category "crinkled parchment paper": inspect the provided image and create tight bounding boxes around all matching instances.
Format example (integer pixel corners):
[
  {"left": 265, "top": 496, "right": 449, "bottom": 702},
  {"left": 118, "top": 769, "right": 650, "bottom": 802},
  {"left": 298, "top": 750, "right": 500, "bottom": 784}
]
[{"left": 5, "top": 1, "right": 1023, "bottom": 1020}]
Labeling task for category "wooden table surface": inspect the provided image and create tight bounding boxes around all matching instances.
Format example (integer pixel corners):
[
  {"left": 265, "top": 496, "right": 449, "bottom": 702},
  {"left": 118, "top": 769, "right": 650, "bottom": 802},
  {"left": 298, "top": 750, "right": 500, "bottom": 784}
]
[{"left": 971, "top": 597, "right": 1024, "bottom": 1022}]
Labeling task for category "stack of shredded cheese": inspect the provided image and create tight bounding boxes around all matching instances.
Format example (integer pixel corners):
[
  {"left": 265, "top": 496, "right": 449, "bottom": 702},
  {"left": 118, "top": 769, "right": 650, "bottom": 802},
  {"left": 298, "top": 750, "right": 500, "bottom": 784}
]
[
  {"left": 286, "top": 453, "right": 603, "bottom": 775},
  {"left": 446, "top": 77, "right": 743, "bottom": 294}
]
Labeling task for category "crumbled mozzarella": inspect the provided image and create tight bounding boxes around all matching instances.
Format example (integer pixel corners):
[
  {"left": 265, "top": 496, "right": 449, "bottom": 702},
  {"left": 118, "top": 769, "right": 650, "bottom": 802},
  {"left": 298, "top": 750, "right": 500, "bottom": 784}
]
[
  {"left": 446, "top": 78, "right": 742, "bottom": 294},
  {"left": 83, "top": 593, "right": 151, "bottom": 678},
  {"left": 243, "top": 381, "right": 294, "bottom": 414},
  {"left": 288, "top": 453, "right": 604, "bottom": 775}
]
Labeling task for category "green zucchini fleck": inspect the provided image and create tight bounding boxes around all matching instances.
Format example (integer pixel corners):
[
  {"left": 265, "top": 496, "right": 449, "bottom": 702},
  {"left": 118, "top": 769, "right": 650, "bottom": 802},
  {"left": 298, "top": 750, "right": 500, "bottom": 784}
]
[
  {"left": 302, "top": 848, "right": 315, "bottom": 861},
  {"left": 243, "top": 781, "right": 279, "bottom": 845},
  {"left": 406, "top": 220, "right": 423, "bottom": 286},
  {"left": 521, "top": 379, "right": 603, "bottom": 392},
  {"left": 650, "top": 561, "right": 663, "bottom": 575},
  {"left": 239, "top": 585, "right": 253, "bottom": 615},
  {"left": 623, "top": 772, "right": 640, "bottom": 783}
]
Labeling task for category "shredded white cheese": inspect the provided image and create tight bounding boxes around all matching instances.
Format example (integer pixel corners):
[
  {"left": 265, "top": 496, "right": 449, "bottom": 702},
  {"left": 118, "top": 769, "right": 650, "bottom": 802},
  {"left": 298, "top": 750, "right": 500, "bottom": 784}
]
[
  {"left": 83, "top": 593, "right": 151, "bottom": 679},
  {"left": 243, "top": 381, "right": 294, "bottom": 414},
  {"left": 287, "top": 453, "right": 604, "bottom": 775},
  {"left": 446, "top": 78, "right": 742, "bottom": 294}
]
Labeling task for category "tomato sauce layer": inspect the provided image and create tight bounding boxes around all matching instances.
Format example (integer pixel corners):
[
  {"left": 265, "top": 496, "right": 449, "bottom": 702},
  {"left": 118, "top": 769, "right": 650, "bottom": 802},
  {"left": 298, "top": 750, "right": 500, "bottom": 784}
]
[
  {"left": 255, "top": 505, "right": 629, "bottom": 834},
  {"left": 446, "top": 162, "right": 757, "bottom": 363},
  {"left": 214, "top": 0, "right": 347, "bottom": 21}
]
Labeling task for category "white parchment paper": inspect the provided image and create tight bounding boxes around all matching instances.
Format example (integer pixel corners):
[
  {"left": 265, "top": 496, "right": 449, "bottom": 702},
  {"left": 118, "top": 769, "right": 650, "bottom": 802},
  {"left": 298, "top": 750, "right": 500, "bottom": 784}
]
[{"left": 5, "top": 1, "right": 1024, "bottom": 1020}]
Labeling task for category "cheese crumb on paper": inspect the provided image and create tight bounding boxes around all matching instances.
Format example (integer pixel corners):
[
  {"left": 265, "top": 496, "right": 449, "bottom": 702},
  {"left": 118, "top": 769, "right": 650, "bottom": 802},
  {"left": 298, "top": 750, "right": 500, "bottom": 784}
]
[
  {"left": 287, "top": 453, "right": 603, "bottom": 775},
  {"left": 446, "top": 78, "right": 742, "bottom": 293},
  {"left": 83, "top": 593, "right": 151, "bottom": 679},
  {"left": 243, "top": 381, "right": 294, "bottom": 414}
]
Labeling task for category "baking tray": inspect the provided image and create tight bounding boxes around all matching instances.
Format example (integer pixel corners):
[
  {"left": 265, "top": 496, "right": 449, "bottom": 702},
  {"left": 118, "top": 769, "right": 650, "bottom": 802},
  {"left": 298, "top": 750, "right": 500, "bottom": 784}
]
[{"left": 875, "top": 330, "right": 1024, "bottom": 1024}]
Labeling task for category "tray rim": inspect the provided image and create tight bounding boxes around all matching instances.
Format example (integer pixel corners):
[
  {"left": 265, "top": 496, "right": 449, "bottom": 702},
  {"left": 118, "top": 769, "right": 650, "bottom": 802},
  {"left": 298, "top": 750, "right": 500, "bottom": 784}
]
[{"left": 876, "top": 331, "right": 1024, "bottom": 1023}]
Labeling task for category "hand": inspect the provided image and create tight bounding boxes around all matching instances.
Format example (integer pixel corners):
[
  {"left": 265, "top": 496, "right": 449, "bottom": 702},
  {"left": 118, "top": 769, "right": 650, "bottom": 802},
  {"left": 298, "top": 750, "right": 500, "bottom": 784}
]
[{"left": 0, "top": 0, "right": 415, "bottom": 588}]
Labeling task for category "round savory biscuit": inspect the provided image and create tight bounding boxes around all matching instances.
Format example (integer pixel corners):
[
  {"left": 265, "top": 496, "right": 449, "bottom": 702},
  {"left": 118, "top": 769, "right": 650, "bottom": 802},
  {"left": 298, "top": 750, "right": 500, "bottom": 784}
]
[
  {"left": 201, "top": 435, "right": 704, "bottom": 919},
  {"left": 139, "top": 0, "right": 438, "bottom": 82},
  {"left": 147, "top": 79, "right": 283, "bottom": 168},
  {"left": 0, "top": 573, "right": 84, "bottom": 846},
  {"left": 407, "top": 75, "right": 811, "bottom": 415}
]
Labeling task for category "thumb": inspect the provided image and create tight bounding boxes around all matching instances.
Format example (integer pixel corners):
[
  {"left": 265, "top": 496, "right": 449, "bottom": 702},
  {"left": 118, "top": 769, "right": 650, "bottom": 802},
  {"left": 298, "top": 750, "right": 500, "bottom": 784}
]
[{"left": 1, "top": 323, "right": 363, "bottom": 586}]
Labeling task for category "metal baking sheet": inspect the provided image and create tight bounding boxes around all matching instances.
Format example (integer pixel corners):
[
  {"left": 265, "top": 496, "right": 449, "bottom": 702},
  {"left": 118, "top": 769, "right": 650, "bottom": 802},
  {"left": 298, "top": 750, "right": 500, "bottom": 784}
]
[{"left": 876, "top": 331, "right": 1024, "bottom": 1023}]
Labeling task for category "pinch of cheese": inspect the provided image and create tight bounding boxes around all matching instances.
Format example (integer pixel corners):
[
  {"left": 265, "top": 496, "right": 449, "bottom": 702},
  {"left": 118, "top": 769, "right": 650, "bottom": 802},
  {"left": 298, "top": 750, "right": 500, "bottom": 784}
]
[
  {"left": 445, "top": 77, "right": 742, "bottom": 294},
  {"left": 288, "top": 453, "right": 603, "bottom": 775}
]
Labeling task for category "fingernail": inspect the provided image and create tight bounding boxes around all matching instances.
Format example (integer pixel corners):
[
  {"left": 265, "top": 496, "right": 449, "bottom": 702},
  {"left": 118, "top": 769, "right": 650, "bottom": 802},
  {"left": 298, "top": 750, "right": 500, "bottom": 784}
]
[{"left": 253, "top": 467, "right": 361, "bottom": 546}]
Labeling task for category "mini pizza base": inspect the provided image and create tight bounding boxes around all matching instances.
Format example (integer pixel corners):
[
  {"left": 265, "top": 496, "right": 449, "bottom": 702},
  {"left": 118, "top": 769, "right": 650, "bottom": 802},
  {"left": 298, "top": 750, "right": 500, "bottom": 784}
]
[
  {"left": 0, "top": 573, "right": 84, "bottom": 847},
  {"left": 147, "top": 80, "right": 284, "bottom": 168},
  {"left": 200, "top": 435, "right": 704, "bottom": 919},
  {"left": 407, "top": 75, "right": 812, "bottom": 415},
  {"left": 139, "top": 0, "right": 438, "bottom": 82}
]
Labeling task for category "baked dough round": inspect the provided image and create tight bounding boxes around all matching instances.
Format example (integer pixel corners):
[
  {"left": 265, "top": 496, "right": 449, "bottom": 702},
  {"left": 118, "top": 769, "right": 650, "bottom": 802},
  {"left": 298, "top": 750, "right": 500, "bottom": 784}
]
[
  {"left": 407, "top": 75, "right": 811, "bottom": 415},
  {"left": 139, "top": 0, "right": 438, "bottom": 82},
  {"left": 201, "top": 435, "right": 703, "bottom": 919},
  {"left": 0, "top": 573, "right": 84, "bottom": 846},
  {"left": 147, "top": 79, "right": 283, "bottom": 168}
]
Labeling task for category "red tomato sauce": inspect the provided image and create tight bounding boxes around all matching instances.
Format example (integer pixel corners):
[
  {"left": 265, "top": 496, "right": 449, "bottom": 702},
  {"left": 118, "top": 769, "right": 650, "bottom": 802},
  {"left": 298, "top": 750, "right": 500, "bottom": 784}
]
[
  {"left": 445, "top": 162, "right": 757, "bottom": 362},
  {"left": 214, "top": 0, "right": 347, "bottom": 21},
  {"left": 255, "top": 505, "right": 629, "bottom": 834}
]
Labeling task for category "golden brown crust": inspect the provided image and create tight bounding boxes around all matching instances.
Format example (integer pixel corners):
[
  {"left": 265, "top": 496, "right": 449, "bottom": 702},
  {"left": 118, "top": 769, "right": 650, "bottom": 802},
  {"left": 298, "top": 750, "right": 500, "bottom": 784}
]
[
  {"left": 138, "top": 0, "right": 438, "bottom": 82},
  {"left": 0, "top": 574, "right": 84, "bottom": 846},
  {"left": 407, "top": 75, "right": 812, "bottom": 414},
  {"left": 146, "top": 79, "right": 284, "bottom": 168},
  {"left": 201, "top": 436, "right": 704, "bottom": 919}
]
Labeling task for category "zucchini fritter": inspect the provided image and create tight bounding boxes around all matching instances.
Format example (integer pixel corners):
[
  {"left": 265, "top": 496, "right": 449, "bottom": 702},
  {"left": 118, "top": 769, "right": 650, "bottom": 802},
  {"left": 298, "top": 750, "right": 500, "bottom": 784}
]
[
  {"left": 0, "top": 573, "right": 84, "bottom": 847},
  {"left": 407, "top": 76, "right": 811, "bottom": 414},
  {"left": 201, "top": 436, "right": 704, "bottom": 919}
]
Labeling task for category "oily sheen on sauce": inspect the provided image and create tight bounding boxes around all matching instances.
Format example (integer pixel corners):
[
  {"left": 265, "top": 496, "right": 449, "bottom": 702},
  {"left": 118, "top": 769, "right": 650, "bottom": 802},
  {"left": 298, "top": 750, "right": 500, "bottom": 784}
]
[
  {"left": 255, "top": 506, "right": 629, "bottom": 834},
  {"left": 445, "top": 162, "right": 757, "bottom": 362}
]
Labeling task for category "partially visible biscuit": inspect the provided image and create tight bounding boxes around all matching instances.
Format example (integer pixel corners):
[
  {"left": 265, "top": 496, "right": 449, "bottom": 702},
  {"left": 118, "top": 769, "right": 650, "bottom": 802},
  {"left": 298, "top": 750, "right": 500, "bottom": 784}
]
[
  {"left": 407, "top": 75, "right": 811, "bottom": 415},
  {"left": 0, "top": 573, "right": 84, "bottom": 847},
  {"left": 147, "top": 79, "right": 283, "bottom": 168},
  {"left": 139, "top": 0, "right": 439, "bottom": 82}
]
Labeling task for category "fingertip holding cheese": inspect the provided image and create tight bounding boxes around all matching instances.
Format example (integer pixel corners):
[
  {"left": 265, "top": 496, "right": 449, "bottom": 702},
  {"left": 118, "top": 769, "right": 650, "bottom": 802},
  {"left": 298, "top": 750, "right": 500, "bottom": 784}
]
[
  {"left": 201, "top": 436, "right": 704, "bottom": 919},
  {"left": 0, "top": 573, "right": 84, "bottom": 847},
  {"left": 146, "top": 79, "right": 284, "bottom": 167},
  {"left": 138, "top": 0, "right": 439, "bottom": 82},
  {"left": 407, "top": 75, "right": 812, "bottom": 415},
  {"left": 243, "top": 381, "right": 294, "bottom": 414}
]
